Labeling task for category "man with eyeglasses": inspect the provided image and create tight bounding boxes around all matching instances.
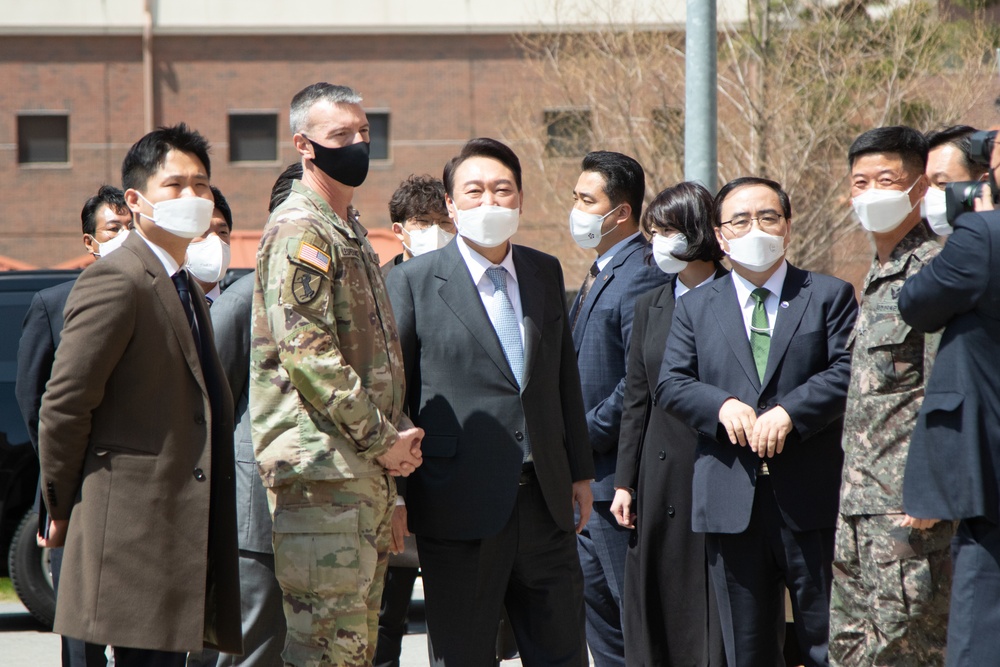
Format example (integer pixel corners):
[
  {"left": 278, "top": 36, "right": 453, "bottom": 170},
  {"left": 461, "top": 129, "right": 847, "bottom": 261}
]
[
  {"left": 656, "top": 176, "right": 857, "bottom": 667},
  {"left": 826, "top": 126, "right": 954, "bottom": 667}
]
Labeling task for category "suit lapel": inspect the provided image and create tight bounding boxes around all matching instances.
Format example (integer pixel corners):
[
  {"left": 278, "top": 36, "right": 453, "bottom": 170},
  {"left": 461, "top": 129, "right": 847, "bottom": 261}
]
[
  {"left": 761, "top": 265, "right": 811, "bottom": 389},
  {"left": 129, "top": 235, "right": 209, "bottom": 396},
  {"left": 513, "top": 247, "right": 543, "bottom": 390},
  {"left": 572, "top": 234, "right": 645, "bottom": 350},
  {"left": 436, "top": 243, "right": 519, "bottom": 389},
  {"left": 710, "top": 277, "right": 761, "bottom": 389}
]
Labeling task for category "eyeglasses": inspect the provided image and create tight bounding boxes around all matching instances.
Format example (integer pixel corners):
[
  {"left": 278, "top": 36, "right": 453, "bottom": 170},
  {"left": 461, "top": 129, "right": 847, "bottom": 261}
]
[{"left": 720, "top": 213, "right": 785, "bottom": 235}]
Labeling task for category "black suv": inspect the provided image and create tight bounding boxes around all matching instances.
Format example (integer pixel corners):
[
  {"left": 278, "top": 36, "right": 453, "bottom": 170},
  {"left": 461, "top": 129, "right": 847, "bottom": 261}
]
[{"left": 0, "top": 270, "right": 81, "bottom": 625}]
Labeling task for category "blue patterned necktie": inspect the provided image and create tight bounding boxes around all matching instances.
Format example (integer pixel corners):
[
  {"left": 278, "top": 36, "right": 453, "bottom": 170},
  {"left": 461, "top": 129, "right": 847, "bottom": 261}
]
[
  {"left": 172, "top": 269, "right": 201, "bottom": 357},
  {"left": 485, "top": 266, "right": 530, "bottom": 461},
  {"left": 750, "top": 287, "right": 771, "bottom": 382},
  {"left": 485, "top": 267, "right": 525, "bottom": 386}
]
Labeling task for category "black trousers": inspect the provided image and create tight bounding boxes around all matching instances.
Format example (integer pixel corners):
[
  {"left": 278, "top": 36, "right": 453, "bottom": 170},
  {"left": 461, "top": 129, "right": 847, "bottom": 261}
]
[
  {"left": 946, "top": 517, "right": 1000, "bottom": 667},
  {"left": 417, "top": 478, "right": 587, "bottom": 667},
  {"left": 706, "top": 477, "right": 835, "bottom": 667},
  {"left": 112, "top": 647, "right": 186, "bottom": 667},
  {"left": 374, "top": 565, "right": 419, "bottom": 667}
]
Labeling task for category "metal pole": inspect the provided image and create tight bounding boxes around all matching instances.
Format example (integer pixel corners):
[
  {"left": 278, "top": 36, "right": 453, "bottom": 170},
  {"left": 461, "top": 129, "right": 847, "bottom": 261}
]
[
  {"left": 684, "top": 0, "right": 717, "bottom": 193},
  {"left": 143, "top": 0, "right": 154, "bottom": 133}
]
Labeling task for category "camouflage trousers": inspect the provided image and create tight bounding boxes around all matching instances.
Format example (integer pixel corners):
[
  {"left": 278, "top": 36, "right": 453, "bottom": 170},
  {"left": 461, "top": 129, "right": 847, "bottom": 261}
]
[
  {"left": 829, "top": 513, "right": 955, "bottom": 667},
  {"left": 267, "top": 475, "right": 395, "bottom": 667}
]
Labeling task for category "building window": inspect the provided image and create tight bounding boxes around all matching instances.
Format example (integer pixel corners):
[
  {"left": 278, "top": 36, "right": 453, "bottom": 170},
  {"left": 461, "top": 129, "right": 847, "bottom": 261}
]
[
  {"left": 18, "top": 113, "right": 69, "bottom": 164},
  {"left": 368, "top": 111, "right": 389, "bottom": 161},
  {"left": 229, "top": 113, "right": 278, "bottom": 162},
  {"left": 544, "top": 109, "right": 592, "bottom": 158}
]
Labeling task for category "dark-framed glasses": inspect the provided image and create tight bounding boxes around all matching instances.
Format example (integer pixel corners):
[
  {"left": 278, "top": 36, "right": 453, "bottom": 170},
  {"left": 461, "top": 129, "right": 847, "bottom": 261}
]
[{"left": 720, "top": 213, "right": 785, "bottom": 235}]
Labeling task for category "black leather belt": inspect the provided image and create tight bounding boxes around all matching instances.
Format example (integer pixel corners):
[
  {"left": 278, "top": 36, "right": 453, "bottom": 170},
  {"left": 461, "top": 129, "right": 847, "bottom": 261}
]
[{"left": 519, "top": 462, "right": 536, "bottom": 485}]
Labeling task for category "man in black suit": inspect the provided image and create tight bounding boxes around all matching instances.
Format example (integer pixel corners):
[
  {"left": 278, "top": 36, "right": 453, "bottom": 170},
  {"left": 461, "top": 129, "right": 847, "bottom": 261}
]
[
  {"left": 15, "top": 185, "right": 131, "bottom": 667},
  {"left": 899, "top": 129, "right": 1000, "bottom": 667},
  {"left": 656, "top": 177, "right": 858, "bottom": 667},
  {"left": 566, "top": 151, "right": 667, "bottom": 667},
  {"left": 385, "top": 137, "right": 594, "bottom": 667}
]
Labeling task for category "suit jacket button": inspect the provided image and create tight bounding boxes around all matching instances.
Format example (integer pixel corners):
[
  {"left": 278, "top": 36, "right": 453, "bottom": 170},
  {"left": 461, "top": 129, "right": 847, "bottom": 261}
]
[
  {"left": 193, "top": 468, "right": 206, "bottom": 481},
  {"left": 658, "top": 451, "right": 666, "bottom": 460},
  {"left": 194, "top": 414, "right": 206, "bottom": 425},
  {"left": 514, "top": 431, "right": 524, "bottom": 442},
  {"left": 758, "top": 402, "right": 768, "bottom": 411},
  {"left": 667, "top": 505, "right": 675, "bottom": 517}
]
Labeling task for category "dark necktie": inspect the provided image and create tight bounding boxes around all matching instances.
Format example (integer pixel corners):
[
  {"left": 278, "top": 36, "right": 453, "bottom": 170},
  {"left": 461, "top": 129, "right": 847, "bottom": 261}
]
[
  {"left": 172, "top": 270, "right": 201, "bottom": 355},
  {"left": 572, "top": 262, "right": 600, "bottom": 332},
  {"left": 750, "top": 287, "right": 771, "bottom": 382}
]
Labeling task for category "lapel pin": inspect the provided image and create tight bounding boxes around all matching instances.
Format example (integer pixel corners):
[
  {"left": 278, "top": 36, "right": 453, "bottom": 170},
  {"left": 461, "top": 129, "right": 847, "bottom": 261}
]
[{"left": 780, "top": 301, "right": 789, "bottom": 308}]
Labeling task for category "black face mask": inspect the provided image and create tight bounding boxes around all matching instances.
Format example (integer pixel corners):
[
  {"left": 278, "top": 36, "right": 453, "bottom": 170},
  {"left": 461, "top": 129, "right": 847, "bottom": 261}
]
[{"left": 308, "top": 139, "right": 370, "bottom": 187}]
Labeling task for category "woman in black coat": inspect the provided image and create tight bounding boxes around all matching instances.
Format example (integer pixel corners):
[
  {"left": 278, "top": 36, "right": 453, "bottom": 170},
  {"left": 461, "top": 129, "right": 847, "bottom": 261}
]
[{"left": 610, "top": 181, "right": 728, "bottom": 666}]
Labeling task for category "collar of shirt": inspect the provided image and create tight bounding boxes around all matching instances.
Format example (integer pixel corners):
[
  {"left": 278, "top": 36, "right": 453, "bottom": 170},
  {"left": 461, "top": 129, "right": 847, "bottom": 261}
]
[
  {"left": 204, "top": 284, "right": 222, "bottom": 303},
  {"left": 595, "top": 231, "right": 642, "bottom": 272},
  {"left": 863, "top": 220, "right": 935, "bottom": 291},
  {"left": 456, "top": 235, "right": 519, "bottom": 289},
  {"left": 134, "top": 227, "right": 182, "bottom": 277},
  {"left": 731, "top": 260, "right": 788, "bottom": 338},
  {"left": 674, "top": 271, "right": 716, "bottom": 300}
]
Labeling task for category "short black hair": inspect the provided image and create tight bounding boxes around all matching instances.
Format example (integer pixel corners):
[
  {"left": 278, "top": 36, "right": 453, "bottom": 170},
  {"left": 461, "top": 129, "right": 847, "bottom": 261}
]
[
  {"left": 848, "top": 125, "right": 928, "bottom": 175},
  {"left": 580, "top": 151, "right": 646, "bottom": 225},
  {"left": 443, "top": 138, "right": 522, "bottom": 197},
  {"left": 714, "top": 176, "right": 792, "bottom": 226},
  {"left": 925, "top": 124, "right": 988, "bottom": 180},
  {"left": 210, "top": 185, "right": 233, "bottom": 230},
  {"left": 389, "top": 174, "right": 448, "bottom": 223},
  {"left": 121, "top": 123, "right": 212, "bottom": 193},
  {"left": 81, "top": 185, "right": 128, "bottom": 236},
  {"left": 269, "top": 162, "right": 303, "bottom": 213},
  {"left": 642, "top": 181, "right": 724, "bottom": 263}
]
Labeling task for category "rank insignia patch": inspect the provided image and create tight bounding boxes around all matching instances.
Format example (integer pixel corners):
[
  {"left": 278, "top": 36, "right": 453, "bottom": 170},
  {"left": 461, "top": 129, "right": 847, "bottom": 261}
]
[
  {"left": 292, "top": 268, "right": 322, "bottom": 304},
  {"left": 297, "top": 242, "right": 331, "bottom": 272}
]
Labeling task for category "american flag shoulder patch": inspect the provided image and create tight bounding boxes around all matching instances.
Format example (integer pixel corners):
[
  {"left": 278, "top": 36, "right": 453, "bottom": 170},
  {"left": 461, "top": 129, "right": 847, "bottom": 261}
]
[{"left": 297, "top": 242, "right": 331, "bottom": 272}]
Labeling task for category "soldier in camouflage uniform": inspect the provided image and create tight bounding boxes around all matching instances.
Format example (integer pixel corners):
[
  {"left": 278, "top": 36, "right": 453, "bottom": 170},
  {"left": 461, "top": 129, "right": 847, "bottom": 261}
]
[
  {"left": 829, "top": 127, "right": 954, "bottom": 667},
  {"left": 250, "top": 83, "right": 424, "bottom": 667}
]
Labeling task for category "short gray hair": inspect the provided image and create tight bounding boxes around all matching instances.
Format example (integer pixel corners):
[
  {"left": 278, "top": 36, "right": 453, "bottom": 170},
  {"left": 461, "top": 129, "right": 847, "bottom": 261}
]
[{"left": 289, "top": 83, "right": 363, "bottom": 135}]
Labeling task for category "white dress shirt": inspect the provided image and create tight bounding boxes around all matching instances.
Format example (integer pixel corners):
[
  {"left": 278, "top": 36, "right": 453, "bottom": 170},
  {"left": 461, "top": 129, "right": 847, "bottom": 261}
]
[
  {"left": 134, "top": 227, "right": 182, "bottom": 277},
  {"left": 595, "top": 231, "right": 642, "bottom": 272},
  {"left": 730, "top": 260, "right": 788, "bottom": 340},
  {"left": 674, "top": 271, "right": 717, "bottom": 301},
  {"left": 456, "top": 236, "right": 525, "bottom": 346}
]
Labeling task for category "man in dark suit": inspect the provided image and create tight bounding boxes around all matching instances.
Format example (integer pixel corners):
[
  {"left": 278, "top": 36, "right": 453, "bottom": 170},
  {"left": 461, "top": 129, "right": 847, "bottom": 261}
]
[
  {"left": 656, "top": 177, "right": 858, "bottom": 667},
  {"left": 899, "top": 130, "right": 1000, "bottom": 667},
  {"left": 385, "top": 137, "right": 594, "bottom": 667},
  {"left": 14, "top": 185, "right": 131, "bottom": 667},
  {"left": 566, "top": 151, "right": 668, "bottom": 666},
  {"left": 37, "top": 124, "right": 241, "bottom": 666},
  {"left": 206, "top": 271, "right": 286, "bottom": 667}
]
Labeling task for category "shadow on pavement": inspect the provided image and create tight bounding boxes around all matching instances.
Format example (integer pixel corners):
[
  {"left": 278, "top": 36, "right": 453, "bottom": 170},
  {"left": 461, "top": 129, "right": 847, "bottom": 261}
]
[{"left": 0, "top": 609, "right": 50, "bottom": 633}]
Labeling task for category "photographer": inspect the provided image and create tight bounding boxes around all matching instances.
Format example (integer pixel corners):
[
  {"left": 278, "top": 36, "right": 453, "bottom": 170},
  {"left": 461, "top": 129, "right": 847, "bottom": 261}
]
[
  {"left": 923, "top": 125, "right": 989, "bottom": 236},
  {"left": 899, "top": 126, "right": 1000, "bottom": 667}
]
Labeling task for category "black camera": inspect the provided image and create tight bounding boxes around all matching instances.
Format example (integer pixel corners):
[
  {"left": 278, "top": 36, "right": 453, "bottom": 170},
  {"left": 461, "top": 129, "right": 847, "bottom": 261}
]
[{"left": 944, "top": 129, "right": 998, "bottom": 222}]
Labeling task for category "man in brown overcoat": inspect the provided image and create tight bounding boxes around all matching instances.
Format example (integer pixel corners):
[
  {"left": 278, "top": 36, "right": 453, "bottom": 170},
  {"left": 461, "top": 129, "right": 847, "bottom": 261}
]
[{"left": 38, "top": 124, "right": 241, "bottom": 667}]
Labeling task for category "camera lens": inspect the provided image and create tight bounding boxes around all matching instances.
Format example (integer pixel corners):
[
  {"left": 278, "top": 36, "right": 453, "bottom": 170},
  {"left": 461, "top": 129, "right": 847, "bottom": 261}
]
[{"left": 945, "top": 181, "right": 986, "bottom": 223}]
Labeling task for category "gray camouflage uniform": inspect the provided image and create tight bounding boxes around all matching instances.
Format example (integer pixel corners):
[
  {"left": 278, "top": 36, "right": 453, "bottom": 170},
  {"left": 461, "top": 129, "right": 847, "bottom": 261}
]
[
  {"left": 250, "top": 180, "right": 410, "bottom": 667},
  {"left": 829, "top": 222, "right": 954, "bottom": 667}
]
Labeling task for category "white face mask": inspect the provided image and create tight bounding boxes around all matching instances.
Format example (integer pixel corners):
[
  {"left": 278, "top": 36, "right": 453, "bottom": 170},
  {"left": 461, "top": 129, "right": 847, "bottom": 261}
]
[
  {"left": 453, "top": 204, "right": 519, "bottom": 248},
  {"left": 852, "top": 180, "right": 919, "bottom": 234},
  {"left": 569, "top": 204, "right": 622, "bottom": 249},
  {"left": 724, "top": 227, "right": 786, "bottom": 272},
  {"left": 95, "top": 229, "right": 130, "bottom": 258},
  {"left": 922, "top": 187, "right": 952, "bottom": 236},
  {"left": 136, "top": 192, "right": 214, "bottom": 239},
  {"left": 651, "top": 233, "right": 689, "bottom": 274},
  {"left": 185, "top": 233, "right": 231, "bottom": 284},
  {"left": 403, "top": 225, "right": 455, "bottom": 257}
]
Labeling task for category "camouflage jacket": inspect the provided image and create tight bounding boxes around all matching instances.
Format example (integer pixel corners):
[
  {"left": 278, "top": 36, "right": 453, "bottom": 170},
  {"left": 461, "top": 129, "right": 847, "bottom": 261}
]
[
  {"left": 838, "top": 222, "right": 941, "bottom": 515},
  {"left": 249, "top": 181, "right": 410, "bottom": 486}
]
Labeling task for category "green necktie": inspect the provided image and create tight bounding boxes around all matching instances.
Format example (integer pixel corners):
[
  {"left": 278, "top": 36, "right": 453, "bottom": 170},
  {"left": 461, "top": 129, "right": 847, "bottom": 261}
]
[{"left": 750, "top": 287, "right": 771, "bottom": 382}]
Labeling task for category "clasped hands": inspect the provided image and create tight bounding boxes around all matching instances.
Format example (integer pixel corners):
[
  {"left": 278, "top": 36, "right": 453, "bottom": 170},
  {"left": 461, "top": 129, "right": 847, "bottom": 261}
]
[
  {"left": 718, "top": 398, "right": 792, "bottom": 458},
  {"left": 376, "top": 427, "right": 424, "bottom": 477}
]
